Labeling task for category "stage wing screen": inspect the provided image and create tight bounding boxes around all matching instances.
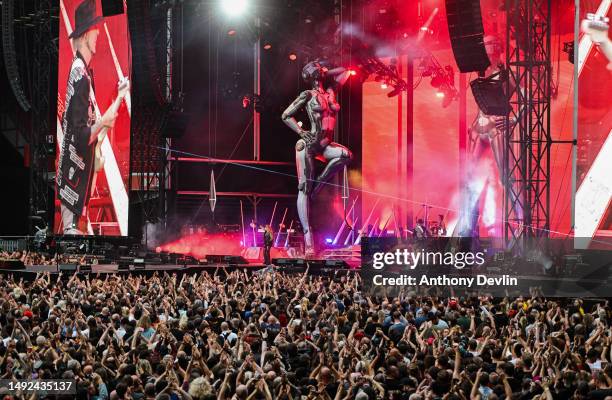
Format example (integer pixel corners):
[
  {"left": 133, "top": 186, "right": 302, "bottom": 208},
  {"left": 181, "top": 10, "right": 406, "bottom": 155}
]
[
  {"left": 55, "top": 0, "right": 131, "bottom": 236},
  {"left": 575, "top": 1, "right": 612, "bottom": 249}
]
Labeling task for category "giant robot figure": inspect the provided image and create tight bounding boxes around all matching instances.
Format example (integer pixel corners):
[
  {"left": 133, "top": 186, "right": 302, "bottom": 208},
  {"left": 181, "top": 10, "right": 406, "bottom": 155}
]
[
  {"left": 460, "top": 35, "right": 521, "bottom": 237},
  {"left": 282, "top": 60, "right": 352, "bottom": 256}
]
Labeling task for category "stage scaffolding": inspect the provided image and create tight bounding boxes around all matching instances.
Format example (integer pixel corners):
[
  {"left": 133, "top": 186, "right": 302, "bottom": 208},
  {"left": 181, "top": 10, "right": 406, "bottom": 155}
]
[
  {"left": 7, "top": 0, "right": 59, "bottom": 232},
  {"left": 128, "top": 0, "right": 179, "bottom": 235},
  {"left": 504, "top": 0, "right": 553, "bottom": 249}
]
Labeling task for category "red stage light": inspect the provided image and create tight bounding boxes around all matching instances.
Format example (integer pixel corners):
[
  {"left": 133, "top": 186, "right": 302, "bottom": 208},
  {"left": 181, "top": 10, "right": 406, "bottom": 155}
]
[
  {"left": 288, "top": 53, "right": 297, "bottom": 61},
  {"left": 381, "top": 83, "right": 388, "bottom": 89},
  {"left": 420, "top": 26, "right": 428, "bottom": 31},
  {"left": 263, "top": 43, "right": 272, "bottom": 50},
  {"left": 349, "top": 69, "right": 357, "bottom": 76},
  {"left": 436, "top": 91, "right": 445, "bottom": 98},
  {"left": 227, "top": 29, "right": 236, "bottom": 36}
]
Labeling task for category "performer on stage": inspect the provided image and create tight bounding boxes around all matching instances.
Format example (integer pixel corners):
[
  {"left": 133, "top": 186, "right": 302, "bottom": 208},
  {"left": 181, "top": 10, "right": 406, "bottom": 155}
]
[
  {"left": 282, "top": 60, "right": 353, "bottom": 256},
  {"left": 262, "top": 224, "right": 274, "bottom": 265},
  {"left": 56, "top": 0, "right": 118, "bottom": 234},
  {"left": 413, "top": 218, "right": 429, "bottom": 240},
  {"left": 437, "top": 214, "right": 447, "bottom": 237}
]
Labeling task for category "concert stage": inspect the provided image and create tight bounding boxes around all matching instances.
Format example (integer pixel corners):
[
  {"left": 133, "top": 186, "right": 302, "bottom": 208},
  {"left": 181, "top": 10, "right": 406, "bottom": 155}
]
[
  {"left": 1, "top": 259, "right": 352, "bottom": 276},
  {"left": 1, "top": 0, "right": 610, "bottom": 275}
]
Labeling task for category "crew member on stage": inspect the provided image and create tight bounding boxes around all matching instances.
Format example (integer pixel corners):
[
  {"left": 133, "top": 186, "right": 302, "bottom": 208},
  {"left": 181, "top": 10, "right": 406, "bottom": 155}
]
[
  {"left": 56, "top": 0, "right": 118, "bottom": 234},
  {"left": 413, "top": 218, "right": 429, "bottom": 240},
  {"left": 282, "top": 60, "right": 353, "bottom": 256},
  {"left": 263, "top": 224, "right": 274, "bottom": 265},
  {"left": 437, "top": 214, "right": 447, "bottom": 237}
]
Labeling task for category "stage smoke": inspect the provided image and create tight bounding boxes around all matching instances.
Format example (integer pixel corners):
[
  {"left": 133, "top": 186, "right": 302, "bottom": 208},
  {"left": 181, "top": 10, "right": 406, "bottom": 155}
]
[{"left": 158, "top": 231, "right": 243, "bottom": 259}]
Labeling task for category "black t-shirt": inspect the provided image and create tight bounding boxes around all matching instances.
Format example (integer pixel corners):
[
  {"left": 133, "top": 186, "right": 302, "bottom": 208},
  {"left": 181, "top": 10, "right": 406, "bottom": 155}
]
[
  {"left": 494, "top": 313, "right": 509, "bottom": 328},
  {"left": 554, "top": 386, "right": 573, "bottom": 400},
  {"left": 364, "top": 322, "right": 382, "bottom": 337},
  {"left": 431, "top": 380, "right": 451, "bottom": 397},
  {"left": 588, "top": 388, "right": 612, "bottom": 400},
  {"left": 325, "top": 382, "right": 339, "bottom": 398},
  {"left": 506, "top": 377, "right": 521, "bottom": 393}
]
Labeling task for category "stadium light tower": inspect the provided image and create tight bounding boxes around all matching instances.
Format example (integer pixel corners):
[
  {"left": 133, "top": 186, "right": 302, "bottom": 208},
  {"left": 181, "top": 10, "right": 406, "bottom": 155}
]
[{"left": 220, "top": 0, "right": 248, "bottom": 17}]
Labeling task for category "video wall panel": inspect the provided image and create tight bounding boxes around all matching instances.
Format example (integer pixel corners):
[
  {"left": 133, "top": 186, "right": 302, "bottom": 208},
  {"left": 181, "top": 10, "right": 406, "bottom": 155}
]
[{"left": 55, "top": 0, "right": 131, "bottom": 236}]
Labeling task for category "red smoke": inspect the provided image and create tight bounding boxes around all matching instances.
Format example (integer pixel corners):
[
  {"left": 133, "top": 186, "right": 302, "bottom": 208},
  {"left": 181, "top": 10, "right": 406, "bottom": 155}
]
[{"left": 158, "top": 232, "right": 243, "bottom": 260}]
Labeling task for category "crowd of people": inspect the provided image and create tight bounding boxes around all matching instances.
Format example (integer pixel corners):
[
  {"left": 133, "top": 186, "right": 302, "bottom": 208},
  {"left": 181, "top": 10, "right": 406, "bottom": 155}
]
[
  {"left": 0, "top": 250, "right": 85, "bottom": 267},
  {"left": 0, "top": 267, "right": 610, "bottom": 400}
]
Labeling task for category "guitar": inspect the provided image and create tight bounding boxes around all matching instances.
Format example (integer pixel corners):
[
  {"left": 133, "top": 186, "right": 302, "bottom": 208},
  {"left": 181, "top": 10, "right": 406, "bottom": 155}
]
[
  {"left": 91, "top": 77, "right": 130, "bottom": 172},
  {"left": 582, "top": 13, "right": 612, "bottom": 70}
]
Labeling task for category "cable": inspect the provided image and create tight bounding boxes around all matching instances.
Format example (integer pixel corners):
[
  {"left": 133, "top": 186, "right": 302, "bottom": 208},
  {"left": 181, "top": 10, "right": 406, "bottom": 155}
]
[
  {"left": 157, "top": 146, "right": 612, "bottom": 244},
  {"left": 187, "top": 118, "right": 253, "bottom": 224}
]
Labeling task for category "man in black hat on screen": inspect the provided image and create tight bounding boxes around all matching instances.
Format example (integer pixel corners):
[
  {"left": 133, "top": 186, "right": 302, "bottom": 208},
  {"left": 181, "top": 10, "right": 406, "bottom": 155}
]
[{"left": 56, "top": 0, "right": 118, "bottom": 234}]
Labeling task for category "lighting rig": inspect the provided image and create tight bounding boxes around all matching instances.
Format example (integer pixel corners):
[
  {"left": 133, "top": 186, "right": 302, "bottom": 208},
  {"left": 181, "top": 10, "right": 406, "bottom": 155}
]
[
  {"left": 357, "top": 53, "right": 458, "bottom": 108},
  {"left": 418, "top": 54, "right": 458, "bottom": 108}
]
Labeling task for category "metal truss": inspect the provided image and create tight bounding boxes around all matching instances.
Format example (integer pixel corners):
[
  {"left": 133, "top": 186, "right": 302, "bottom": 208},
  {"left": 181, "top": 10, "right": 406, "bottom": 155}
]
[
  {"left": 128, "top": 0, "right": 181, "bottom": 232},
  {"left": 504, "top": 0, "right": 552, "bottom": 248},
  {"left": 11, "top": 0, "right": 59, "bottom": 232}
]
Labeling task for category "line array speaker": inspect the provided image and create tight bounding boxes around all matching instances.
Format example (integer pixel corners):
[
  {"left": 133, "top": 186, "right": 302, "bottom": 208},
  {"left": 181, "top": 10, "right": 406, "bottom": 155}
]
[{"left": 445, "top": 0, "right": 491, "bottom": 73}]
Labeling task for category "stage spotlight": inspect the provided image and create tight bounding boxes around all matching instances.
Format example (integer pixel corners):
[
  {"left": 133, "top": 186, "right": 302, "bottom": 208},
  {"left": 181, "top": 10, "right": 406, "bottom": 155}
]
[
  {"left": 436, "top": 91, "right": 445, "bottom": 98},
  {"left": 430, "top": 75, "right": 445, "bottom": 88},
  {"left": 263, "top": 43, "right": 272, "bottom": 50},
  {"left": 220, "top": 0, "right": 248, "bottom": 17},
  {"left": 381, "top": 83, "right": 388, "bottom": 89},
  {"left": 387, "top": 87, "right": 401, "bottom": 98},
  {"left": 227, "top": 29, "right": 236, "bottom": 36},
  {"left": 325, "top": 238, "right": 333, "bottom": 244},
  {"left": 442, "top": 89, "right": 456, "bottom": 108},
  {"left": 288, "top": 53, "right": 297, "bottom": 61},
  {"left": 349, "top": 69, "right": 357, "bottom": 76}
]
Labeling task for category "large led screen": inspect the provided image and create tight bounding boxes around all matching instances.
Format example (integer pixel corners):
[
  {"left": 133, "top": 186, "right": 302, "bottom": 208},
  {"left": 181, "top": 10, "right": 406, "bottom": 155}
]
[{"left": 55, "top": 0, "right": 131, "bottom": 236}]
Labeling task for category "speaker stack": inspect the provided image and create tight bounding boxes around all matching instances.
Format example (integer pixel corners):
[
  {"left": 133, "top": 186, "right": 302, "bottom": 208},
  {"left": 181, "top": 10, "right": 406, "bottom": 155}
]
[
  {"left": 445, "top": 0, "right": 491, "bottom": 73},
  {"left": 101, "top": 0, "right": 124, "bottom": 17}
]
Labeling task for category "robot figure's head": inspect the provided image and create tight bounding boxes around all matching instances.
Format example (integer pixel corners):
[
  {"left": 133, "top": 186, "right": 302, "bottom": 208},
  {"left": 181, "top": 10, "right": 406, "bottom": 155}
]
[
  {"left": 302, "top": 61, "right": 327, "bottom": 83},
  {"left": 484, "top": 35, "right": 503, "bottom": 61}
]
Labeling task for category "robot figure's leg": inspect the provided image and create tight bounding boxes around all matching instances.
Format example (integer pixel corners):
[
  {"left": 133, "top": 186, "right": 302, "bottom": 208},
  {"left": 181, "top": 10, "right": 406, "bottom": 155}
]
[
  {"left": 295, "top": 140, "right": 315, "bottom": 254},
  {"left": 313, "top": 142, "right": 353, "bottom": 195},
  {"left": 456, "top": 137, "right": 488, "bottom": 237},
  {"left": 490, "top": 133, "right": 504, "bottom": 183}
]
